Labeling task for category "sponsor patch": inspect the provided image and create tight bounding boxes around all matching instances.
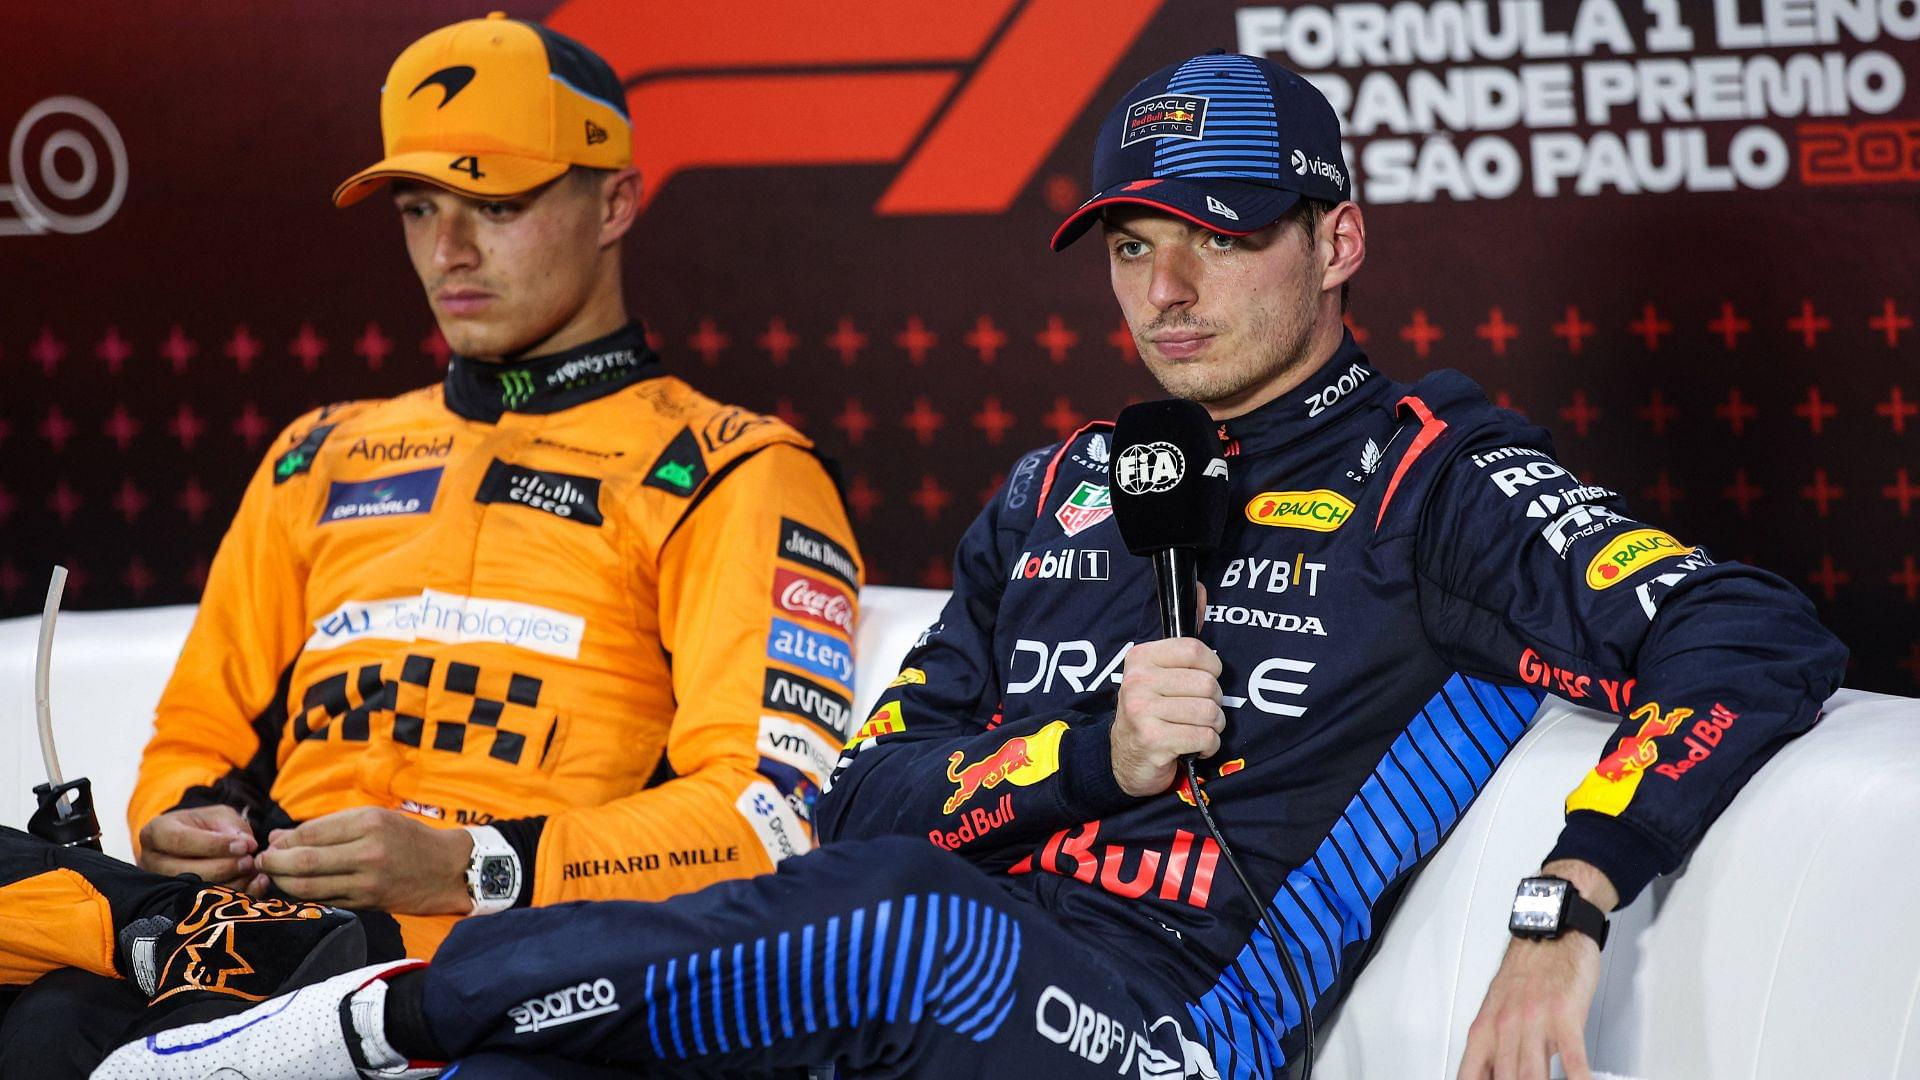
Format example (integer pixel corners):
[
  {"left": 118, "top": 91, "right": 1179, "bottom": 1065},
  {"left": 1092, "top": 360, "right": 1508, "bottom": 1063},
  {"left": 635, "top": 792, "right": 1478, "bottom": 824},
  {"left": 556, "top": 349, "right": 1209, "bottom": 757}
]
[
  {"left": 735, "top": 780, "right": 812, "bottom": 864},
  {"left": 476, "top": 460, "right": 604, "bottom": 526},
  {"left": 757, "top": 755, "right": 822, "bottom": 824},
  {"left": 773, "top": 567, "right": 856, "bottom": 636},
  {"left": 768, "top": 617, "right": 854, "bottom": 689},
  {"left": 306, "top": 589, "right": 586, "bottom": 659},
  {"left": 1054, "top": 480, "right": 1112, "bottom": 537},
  {"left": 1585, "top": 528, "right": 1693, "bottom": 590},
  {"left": 850, "top": 701, "right": 906, "bottom": 744},
  {"left": 1636, "top": 550, "right": 1715, "bottom": 620},
  {"left": 888, "top": 667, "right": 926, "bottom": 688},
  {"left": 758, "top": 715, "right": 840, "bottom": 780},
  {"left": 1004, "top": 448, "right": 1048, "bottom": 510},
  {"left": 701, "top": 406, "right": 772, "bottom": 452},
  {"left": 510, "top": 979, "right": 620, "bottom": 1034},
  {"left": 1244, "top": 489, "right": 1354, "bottom": 532},
  {"left": 762, "top": 669, "right": 853, "bottom": 739},
  {"left": 273, "top": 423, "right": 338, "bottom": 484},
  {"left": 346, "top": 434, "right": 453, "bottom": 463},
  {"left": 777, "top": 517, "right": 859, "bottom": 589},
  {"left": 943, "top": 719, "right": 1069, "bottom": 815},
  {"left": 1120, "top": 93, "right": 1208, "bottom": 147},
  {"left": 1010, "top": 547, "right": 1110, "bottom": 582},
  {"left": 1566, "top": 701, "right": 1692, "bottom": 816},
  {"left": 319, "top": 467, "right": 442, "bottom": 524},
  {"left": 545, "top": 346, "right": 645, "bottom": 391},
  {"left": 643, "top": 426, "right": 709, "bottom": 495}
]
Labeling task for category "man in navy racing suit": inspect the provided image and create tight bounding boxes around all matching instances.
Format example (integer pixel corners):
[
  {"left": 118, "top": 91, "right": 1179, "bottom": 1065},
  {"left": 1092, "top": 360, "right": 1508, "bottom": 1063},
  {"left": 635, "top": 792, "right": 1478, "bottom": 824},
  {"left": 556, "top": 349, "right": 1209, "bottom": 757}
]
[{"left": 95, "top": 50, "right": 1847, "bottom": 1080}]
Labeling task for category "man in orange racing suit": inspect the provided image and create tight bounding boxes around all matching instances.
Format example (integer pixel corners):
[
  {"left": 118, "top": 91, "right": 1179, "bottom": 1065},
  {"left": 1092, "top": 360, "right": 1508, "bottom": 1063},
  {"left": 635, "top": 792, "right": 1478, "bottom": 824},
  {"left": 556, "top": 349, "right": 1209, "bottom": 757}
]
[{"left": 0, "top": 13, "right": 859, "bottom": 1076}]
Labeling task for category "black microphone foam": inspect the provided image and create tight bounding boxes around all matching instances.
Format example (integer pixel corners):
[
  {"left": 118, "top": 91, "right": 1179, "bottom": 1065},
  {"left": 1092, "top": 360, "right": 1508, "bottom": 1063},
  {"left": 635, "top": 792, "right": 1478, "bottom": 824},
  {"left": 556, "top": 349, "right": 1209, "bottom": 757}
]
[{"left": 1108, "top": 399, "right": 1231, "bottom": 557}]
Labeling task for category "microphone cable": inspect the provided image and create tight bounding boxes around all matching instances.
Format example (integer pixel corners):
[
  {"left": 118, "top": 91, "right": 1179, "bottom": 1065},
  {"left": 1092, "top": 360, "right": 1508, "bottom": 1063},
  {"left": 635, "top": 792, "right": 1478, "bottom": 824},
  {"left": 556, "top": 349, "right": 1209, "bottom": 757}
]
[{"left": 1181, "top": 757, "right": 1315, "bottom": 1080}]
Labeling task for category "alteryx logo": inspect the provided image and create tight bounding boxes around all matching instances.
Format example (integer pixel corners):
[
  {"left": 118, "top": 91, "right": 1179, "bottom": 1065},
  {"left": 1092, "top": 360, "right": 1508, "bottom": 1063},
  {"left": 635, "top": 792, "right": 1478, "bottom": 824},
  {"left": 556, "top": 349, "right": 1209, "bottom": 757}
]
[
  {"left": 768, "top": 617, "right": 854, "bottom": 690},
  {"left": 320, "top": 467, "right": 442, "bottom": 524}
]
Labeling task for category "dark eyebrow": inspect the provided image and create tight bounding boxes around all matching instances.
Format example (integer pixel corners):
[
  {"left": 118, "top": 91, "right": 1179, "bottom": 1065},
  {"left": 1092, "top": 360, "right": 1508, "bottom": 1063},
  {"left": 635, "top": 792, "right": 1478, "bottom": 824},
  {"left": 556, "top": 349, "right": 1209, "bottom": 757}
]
[{"left": 1101, "top": 219, "right": 1148, "bottom": 242}]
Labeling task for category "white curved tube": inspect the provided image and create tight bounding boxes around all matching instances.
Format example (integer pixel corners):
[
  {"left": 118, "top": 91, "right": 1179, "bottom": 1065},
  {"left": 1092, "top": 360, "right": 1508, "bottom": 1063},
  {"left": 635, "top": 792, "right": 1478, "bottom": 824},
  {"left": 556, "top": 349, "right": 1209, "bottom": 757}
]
[{"left": 35, "top": 565, "right": 67, "bottom": 790}]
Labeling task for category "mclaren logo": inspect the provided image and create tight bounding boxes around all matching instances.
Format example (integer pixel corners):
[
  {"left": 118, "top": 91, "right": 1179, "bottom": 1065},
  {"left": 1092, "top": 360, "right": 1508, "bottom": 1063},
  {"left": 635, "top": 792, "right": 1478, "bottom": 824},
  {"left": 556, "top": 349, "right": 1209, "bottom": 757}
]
[{"left": 409, "top": 65, "right": 476, "bottom": 109}]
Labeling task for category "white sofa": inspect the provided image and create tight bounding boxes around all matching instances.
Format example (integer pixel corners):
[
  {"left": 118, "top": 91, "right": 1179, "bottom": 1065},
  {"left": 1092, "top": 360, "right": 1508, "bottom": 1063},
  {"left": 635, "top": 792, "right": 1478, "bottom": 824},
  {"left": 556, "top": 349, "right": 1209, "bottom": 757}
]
[{"left": 3, "top": 587, "right": 1917, "bottom": 1079}]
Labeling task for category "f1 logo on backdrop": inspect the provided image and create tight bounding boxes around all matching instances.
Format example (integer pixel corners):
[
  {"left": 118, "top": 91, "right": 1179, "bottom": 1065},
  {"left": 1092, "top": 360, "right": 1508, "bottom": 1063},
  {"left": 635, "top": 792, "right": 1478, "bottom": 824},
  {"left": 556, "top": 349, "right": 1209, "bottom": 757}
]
[{"left": 543, "top": 0, "right": 1163, "bottom": 214}]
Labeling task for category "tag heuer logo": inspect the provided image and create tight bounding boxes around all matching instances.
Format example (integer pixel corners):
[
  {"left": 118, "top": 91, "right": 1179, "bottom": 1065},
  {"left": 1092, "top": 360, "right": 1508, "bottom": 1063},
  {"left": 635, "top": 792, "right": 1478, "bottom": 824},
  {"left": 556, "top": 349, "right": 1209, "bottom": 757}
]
[{"left": 1055, "top": 480, "right": 1113, "bottom": 537}]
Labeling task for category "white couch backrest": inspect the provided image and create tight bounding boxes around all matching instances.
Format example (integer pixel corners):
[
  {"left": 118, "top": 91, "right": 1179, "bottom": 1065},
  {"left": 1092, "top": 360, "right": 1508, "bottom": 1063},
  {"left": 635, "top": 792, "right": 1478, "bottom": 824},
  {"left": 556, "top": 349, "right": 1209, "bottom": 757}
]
[{"left": 5, "top": 592, "right": 1917, "bottom": 1079}]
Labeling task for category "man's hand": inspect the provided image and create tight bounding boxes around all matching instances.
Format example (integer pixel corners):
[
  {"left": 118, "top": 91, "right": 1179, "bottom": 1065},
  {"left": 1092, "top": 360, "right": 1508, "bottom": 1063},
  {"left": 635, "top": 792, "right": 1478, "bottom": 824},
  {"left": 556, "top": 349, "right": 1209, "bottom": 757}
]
[
  {"left": 1457, "top": 859, "right": 1618, "bottom": 1080},
  {"left": 1111, "top": 637, "right": 1225, "bottom": 797},
  {"left": 256, "top": 807, "right": 473, "bottom": 914},
  {"left": 137, "top": 804, "right": 260, "bottom": 891}
]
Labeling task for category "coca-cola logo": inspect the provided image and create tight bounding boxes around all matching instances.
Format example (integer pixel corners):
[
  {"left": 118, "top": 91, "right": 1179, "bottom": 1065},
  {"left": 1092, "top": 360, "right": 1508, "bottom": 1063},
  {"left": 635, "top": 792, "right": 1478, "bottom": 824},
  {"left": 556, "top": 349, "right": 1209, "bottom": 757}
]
[{"left": 772, "top": 568, "right": 854, "bottom": 635}]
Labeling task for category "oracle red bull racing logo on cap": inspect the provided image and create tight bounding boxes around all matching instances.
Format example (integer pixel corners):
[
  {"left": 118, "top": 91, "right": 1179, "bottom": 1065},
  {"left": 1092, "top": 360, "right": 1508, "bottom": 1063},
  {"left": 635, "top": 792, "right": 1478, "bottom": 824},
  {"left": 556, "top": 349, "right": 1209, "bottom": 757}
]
[
  {"left": 943, "top": 719, "right": 1069, "bottom": 815},
  {"left": 1121, "top": 93, "right": 1208, "bottom": 147}
]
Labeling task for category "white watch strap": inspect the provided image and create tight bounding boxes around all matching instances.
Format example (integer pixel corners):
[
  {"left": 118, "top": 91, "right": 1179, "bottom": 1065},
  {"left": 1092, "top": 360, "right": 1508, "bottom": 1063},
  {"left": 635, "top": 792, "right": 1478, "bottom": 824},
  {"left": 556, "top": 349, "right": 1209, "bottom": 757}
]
[{"left": 463, "top": 825, "right": 521, "bottom": 915}]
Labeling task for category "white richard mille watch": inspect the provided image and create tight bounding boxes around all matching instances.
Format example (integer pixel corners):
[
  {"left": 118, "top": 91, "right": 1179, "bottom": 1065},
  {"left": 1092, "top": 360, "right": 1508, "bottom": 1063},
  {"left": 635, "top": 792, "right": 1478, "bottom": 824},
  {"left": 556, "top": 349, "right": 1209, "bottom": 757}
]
[{"left": 463, "top": 825, "right": 522, "bottom": 915}]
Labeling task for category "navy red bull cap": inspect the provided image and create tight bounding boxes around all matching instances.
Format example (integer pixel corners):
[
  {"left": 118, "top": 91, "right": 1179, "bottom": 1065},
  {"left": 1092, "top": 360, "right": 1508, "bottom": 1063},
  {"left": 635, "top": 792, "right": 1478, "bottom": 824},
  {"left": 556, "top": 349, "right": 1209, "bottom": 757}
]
[{"left": 1050, "top": 50, "right": 1351, "bottom": 251}]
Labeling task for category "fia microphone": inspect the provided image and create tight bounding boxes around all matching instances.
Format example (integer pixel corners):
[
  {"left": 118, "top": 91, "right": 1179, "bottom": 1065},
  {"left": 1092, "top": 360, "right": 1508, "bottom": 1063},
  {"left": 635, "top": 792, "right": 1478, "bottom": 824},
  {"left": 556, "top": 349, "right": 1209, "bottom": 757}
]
[{"left": 1107, "top": 399, "right": 1231, "bottom": 639}]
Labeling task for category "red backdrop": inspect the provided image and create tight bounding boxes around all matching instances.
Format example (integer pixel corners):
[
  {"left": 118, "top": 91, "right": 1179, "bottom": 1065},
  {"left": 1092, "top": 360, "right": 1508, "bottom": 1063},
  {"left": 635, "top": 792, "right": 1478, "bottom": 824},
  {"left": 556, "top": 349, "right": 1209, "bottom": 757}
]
[{"left": 3, "top": 1, "right": 1916, "bottom": 692}]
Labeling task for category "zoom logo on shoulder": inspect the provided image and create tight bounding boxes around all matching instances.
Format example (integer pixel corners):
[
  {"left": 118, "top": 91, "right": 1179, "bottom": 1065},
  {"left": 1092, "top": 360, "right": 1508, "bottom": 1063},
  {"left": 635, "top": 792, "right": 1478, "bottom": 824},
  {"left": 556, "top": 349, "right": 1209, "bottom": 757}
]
[{"left": 476, "top": 460, "right": 604, "bottom": 526}]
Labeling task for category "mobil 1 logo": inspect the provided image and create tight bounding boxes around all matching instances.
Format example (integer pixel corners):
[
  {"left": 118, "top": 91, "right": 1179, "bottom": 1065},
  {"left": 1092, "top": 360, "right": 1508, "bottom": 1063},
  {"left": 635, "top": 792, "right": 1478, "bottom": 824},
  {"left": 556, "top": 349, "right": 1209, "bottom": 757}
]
[{"left": 1010, "top": 547, "right": 1109, "bottom": 583}]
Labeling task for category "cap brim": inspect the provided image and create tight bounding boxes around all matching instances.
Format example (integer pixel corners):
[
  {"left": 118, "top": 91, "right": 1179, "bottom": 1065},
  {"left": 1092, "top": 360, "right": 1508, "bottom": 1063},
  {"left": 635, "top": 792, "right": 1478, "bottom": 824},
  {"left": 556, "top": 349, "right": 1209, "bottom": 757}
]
[
  {"left": 1049, "top": 178, "right": 1303, "bottom": 251},
  {"left": 332, "top": 150, "right": 571, "bottom": 207}
]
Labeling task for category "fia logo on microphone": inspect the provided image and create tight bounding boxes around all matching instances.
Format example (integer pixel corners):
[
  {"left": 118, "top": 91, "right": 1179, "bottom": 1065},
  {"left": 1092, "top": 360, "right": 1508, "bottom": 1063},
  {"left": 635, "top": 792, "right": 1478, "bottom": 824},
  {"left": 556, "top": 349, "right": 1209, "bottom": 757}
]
[{"left": 1114, "top": 441, "right": 1185, "bottom": 495}]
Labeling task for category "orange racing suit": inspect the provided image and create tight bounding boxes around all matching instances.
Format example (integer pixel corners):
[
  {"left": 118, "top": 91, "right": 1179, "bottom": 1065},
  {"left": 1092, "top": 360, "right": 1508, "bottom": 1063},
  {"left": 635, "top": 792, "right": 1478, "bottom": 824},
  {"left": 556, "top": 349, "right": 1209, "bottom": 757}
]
[{"left": 104, "top": 320, "right": 860, "bottom": 960}]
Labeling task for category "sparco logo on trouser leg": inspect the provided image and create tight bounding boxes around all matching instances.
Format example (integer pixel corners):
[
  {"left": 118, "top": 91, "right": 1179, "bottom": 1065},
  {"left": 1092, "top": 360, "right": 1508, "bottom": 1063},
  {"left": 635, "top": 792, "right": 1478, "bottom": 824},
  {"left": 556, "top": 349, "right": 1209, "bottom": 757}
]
[{"left": 510, "top": 978, "right": 620, "bottom": 1033}]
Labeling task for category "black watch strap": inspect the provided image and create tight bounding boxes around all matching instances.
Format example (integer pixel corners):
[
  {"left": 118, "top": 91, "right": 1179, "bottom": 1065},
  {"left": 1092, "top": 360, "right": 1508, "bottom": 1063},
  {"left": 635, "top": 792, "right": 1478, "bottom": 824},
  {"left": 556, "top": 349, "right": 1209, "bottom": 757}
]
[{"left": 1561, "top": 886, "right": 1609, "bottom": 950}]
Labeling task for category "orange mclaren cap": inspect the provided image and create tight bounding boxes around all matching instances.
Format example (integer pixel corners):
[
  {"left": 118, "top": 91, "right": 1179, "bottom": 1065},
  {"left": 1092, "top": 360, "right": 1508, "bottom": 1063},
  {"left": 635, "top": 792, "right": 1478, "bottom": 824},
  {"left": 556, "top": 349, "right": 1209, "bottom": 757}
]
[{"left": 333, "top": 11, "right": 631, "bottom": 207}]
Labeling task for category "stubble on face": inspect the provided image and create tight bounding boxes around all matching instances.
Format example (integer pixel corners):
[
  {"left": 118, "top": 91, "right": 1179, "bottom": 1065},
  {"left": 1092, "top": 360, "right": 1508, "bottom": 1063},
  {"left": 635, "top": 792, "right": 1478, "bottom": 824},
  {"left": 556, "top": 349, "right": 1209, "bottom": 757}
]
[{"left": 1115, "top": 212, "right": 1326, "bottom": 417}]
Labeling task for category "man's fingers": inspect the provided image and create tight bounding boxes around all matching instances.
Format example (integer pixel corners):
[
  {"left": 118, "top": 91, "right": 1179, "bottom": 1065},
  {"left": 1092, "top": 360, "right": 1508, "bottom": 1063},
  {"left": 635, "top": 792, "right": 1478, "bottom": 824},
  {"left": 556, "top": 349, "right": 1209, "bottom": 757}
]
[
  {"left": 1456, "top": 1041, "right": 1490, "bottom": 1080},
  {"left": 1150, "top": 668, "right": 1224, "bottom": 705},
  {"left": 1555, "top": 1024, "right": 1592, "bottom": 1080},
  {"left": 271, "top": 807, "right": 374, "bottom": 849},
  {"left": 1126, "top": 636, "right": 1222, "bottom": 677},
  {"left": 258, "top": 839, "right": 364, "bottom": 878},
  {"left": 144, "top": 815, "right": 250, "bottom": 858},
  {"left": 270, "top": 872, "right": 367, "bottom": 907}
]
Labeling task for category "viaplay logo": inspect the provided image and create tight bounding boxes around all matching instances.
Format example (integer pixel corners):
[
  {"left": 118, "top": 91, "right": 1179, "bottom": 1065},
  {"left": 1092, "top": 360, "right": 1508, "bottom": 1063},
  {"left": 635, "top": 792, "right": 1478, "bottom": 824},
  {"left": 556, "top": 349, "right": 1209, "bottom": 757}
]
[{"left": 542, "top": 0, "right": 1165, "bottom": 213}]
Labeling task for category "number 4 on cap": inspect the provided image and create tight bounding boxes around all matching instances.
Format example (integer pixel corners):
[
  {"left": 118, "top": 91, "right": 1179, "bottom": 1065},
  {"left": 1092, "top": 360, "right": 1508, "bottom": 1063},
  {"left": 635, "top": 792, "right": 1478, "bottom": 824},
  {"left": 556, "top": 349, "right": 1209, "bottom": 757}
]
[{"left": 449, "top": 155, "right": 485, "bottom": 180}]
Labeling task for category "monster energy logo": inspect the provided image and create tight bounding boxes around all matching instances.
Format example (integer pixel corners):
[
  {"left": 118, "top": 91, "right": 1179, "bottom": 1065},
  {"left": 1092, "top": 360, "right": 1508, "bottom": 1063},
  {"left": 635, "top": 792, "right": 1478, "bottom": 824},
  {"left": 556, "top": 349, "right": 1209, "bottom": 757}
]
[
  {"left": 652, "top": 461, "right": 695, "bottom": 490},
  {"left": 499, "top": 369, "right": 535, "bottom": 408}
]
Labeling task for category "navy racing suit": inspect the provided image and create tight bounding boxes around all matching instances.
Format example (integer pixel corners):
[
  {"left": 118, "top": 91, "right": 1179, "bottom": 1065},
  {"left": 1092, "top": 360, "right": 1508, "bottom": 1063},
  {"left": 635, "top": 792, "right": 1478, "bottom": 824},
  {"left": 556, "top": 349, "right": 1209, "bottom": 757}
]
[
  {"left": 816, "top": 330, "right": 1848, "bottom": 1075},
  {"left": 409, "top": 332, "right": 1845, "bottom": 1078}
]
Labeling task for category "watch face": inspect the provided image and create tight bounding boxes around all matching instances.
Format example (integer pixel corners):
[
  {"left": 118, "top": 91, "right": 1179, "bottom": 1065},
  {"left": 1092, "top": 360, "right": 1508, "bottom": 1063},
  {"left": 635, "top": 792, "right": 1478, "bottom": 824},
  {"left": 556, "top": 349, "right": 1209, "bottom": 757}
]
[
  {"left": 1509, "top": 877, "right": 1568, "bottom": 935},
  {"left": 479, "top": 855, "right": 517, "bottom": 900}
]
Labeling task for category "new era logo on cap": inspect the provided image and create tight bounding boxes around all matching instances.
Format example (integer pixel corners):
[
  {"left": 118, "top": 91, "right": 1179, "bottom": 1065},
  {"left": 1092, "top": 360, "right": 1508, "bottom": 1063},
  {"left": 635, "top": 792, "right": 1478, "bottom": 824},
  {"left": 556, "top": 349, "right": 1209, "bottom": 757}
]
[{"left": 1050, "top": 50, "right": 1350, "bottom": 251}]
